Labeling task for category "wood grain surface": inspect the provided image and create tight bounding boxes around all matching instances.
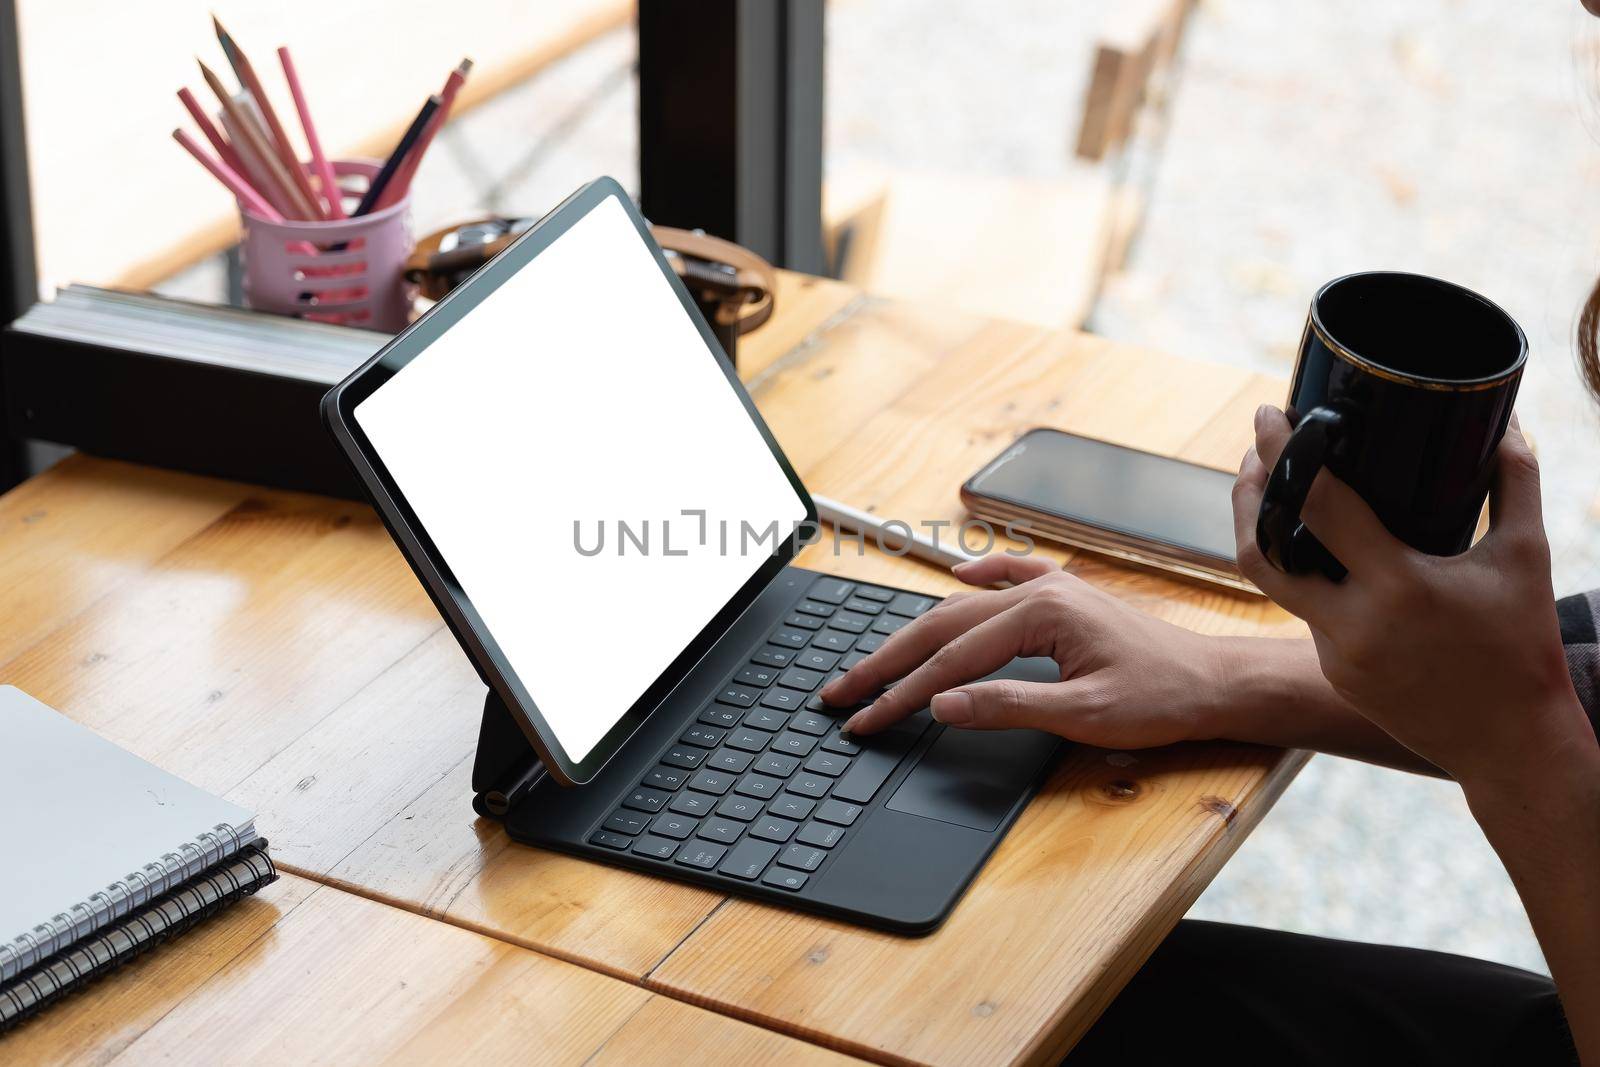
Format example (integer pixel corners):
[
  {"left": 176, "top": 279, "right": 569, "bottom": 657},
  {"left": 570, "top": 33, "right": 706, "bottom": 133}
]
[{"left": 0, "top": 273, "right": 1305, "bottom": 1064}]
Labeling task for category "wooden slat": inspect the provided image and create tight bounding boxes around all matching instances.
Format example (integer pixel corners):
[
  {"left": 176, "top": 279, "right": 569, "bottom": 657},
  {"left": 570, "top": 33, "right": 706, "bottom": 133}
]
[
  {"left": 0, "top": 455, "right": 249, "bottom": 666},
  {"left": 0, "top": 875, "right": 857, "bottom": 1065},
  {"left": 826, "top": 169, "right": 1115, "bottom": 331},
  {"left": 1074, "top": 0, "right": 1184, "bottom": 161}
]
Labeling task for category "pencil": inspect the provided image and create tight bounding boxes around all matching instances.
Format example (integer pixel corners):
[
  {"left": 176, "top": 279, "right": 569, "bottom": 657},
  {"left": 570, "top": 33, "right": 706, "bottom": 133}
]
[
  {"left": 218, "top": 109, "right": 294, "bottom": 218},
  {"left": 177, "top": 86, "right": 244, "bottom": 176},
  {"left": 172, "top": 128, "right": 283, "bottom": 222},
  {"left": 354, "top": 94, "right": 439, "bottom": 216},
  {"left": 213, "top": 16, "right": 325, "bottom": 219},
  {"left": 378, "top": 57, "right": 472, "bottom": 210},
  {"left": 199, "top": 59, "right": 317, "bottom": 219},
  {"left": 277, "top": 45, "right": 344, "bottom": 219}
]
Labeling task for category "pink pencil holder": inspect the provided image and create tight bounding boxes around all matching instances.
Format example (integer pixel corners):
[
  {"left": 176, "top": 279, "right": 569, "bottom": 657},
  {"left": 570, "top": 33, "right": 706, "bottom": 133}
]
[{"left": 239, "top": 159, "right": 414, "bottom": 332}]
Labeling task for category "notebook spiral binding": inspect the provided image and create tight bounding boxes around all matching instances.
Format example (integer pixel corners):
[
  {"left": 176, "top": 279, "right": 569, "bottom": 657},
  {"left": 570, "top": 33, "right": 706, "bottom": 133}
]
[
  {"left": 0, "top": 821, "right": 253, "bottom": 985},
  {"left": 0, "top": 846, "right": 277, "bottom": 1030}
]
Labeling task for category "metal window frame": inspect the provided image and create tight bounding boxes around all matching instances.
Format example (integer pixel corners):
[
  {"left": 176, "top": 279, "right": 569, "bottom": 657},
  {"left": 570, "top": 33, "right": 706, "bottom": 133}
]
[
  {"left": 0, "top": 0, "right": 36, "bottom": 489},
  {"left": 638, "top": 0, "right": 824, "bottom": 273}
]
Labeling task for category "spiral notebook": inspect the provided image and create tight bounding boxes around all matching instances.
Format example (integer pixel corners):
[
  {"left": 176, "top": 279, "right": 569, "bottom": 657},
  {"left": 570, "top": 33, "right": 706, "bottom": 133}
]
[
  {"left": 0, "top": 844, "right": 277, "bottom": 1030},
  {"left": 0, "top": 687, "right": 260, "bottom": 985}
]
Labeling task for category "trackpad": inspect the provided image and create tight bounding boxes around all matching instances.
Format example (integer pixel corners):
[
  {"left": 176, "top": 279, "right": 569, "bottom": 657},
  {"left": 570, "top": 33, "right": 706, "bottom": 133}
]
[{"left": 886, "top": 726, "right": 1061, "bottom": 831}]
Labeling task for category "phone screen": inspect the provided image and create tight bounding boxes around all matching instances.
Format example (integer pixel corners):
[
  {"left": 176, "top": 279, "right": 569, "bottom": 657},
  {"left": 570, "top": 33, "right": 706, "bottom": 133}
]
[{"left": 966, "top": 429, "right": 1238, "bottom": 562}]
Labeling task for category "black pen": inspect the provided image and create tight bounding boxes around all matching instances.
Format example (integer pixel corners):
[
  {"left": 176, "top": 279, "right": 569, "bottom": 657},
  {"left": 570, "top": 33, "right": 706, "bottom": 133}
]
[{"left": 354, "top": 94, "right": 440, "bottom": 216}]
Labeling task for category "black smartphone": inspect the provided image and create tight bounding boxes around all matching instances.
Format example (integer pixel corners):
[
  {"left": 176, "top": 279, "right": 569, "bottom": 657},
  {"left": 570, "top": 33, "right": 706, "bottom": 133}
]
[{"left": 961, "top": 427, "right": 1255, "bottom": 594}]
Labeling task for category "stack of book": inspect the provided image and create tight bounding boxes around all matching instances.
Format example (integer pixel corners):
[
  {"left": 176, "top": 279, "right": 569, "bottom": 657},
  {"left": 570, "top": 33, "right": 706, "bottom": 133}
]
[{"left": 0, "top": 687, "right": 276, "bottom": 1031}]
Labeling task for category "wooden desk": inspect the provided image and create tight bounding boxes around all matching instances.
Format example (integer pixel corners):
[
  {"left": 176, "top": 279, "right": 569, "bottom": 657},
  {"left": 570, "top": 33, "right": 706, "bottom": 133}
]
[{"left": 0, "top": 274, "right": 1307, "bottom": 1065}]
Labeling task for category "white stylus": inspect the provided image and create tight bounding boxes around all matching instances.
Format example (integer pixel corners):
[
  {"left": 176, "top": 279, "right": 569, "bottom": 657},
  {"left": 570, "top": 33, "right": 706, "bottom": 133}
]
[{"left": 809, "top": 493, "right": 981, "bottom": 570}]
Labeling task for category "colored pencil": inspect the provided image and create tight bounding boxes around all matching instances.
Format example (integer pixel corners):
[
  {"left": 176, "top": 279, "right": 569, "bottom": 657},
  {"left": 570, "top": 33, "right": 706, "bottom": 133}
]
[
  {"left": 354, "top": 94, "right": 439, "bottom": 216},
  {"left": 172, "top": 127, "right": 283, "bottom": 222},
  {"left": 212, "top": 16, "right": 325, "bottom": 219},
  {"left": 277, "top": 45, "right": 344, "bottom": 219},
  {"left": 199, "top": 59, "right": 317, "bottom": 219},
  {"left": 218, "top": 109, "right": 294, "bottom": 218},
  {"left": 379, "top": 57, "right": 473, "bottom": 209},
  {"left": 177, "top": 87, "right": 244, "bottom": 176}
]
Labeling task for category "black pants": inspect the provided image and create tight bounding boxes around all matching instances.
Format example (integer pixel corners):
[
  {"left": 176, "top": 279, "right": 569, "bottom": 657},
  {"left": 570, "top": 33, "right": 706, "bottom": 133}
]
[{"left": 1067, "top": 920, "right": 1576, "bottom": 1065}]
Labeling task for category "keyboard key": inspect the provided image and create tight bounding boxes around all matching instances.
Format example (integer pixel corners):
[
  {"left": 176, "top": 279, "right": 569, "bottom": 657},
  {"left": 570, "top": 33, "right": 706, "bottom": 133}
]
[
  {"left": 716, "top": 684, "right": 761, "bottom": 708},
  {"left": 725, "top": 727, "right": 772, "bottom": 753},
  {"left": 718, "top": 839, "right": 781, "bottom": 880},
  {"left": 590, "top": 830, "right": 632, "bottom": 850},
  {"left": 812, "top": 630, "right": 856, "bottom": 653},
  {"left": 717, "top": 794, "right": 764, "bottom": 821},
  {"left": 787, "top": 774, "right": 831, "bottom": 799},
  {"left": 710, "top": 749, "right": 754, "bottom": 774},
  {"left": 795, "top": 598, "right": 836, "bottom": 616},
  {"left": 778, "top": 667, "right": 825, "bottom": 691},
  {"left": 661, "top": 745, "right": 706, "bottom": 769},
  {"left": 631, "top": 834, "right": 678, "bottom": 859},
  {"left": 752, "top": 646, "right": 795, "bottom": 668},
  {"left": 699, "top": 705, "right": 743, "bottom": 727},
  {"left": 796, "top": 649, "right": 840, "bottom": 672},
  {"left": 821, "top": 732, "right": 861, "bottom": 756},
  {"left": 797, "top": 822, "right": 846, "bottom": 849},
  {"left": 643, "top": 766, "right": 687, "bottom": 791},
  {"left": 697, "top": 816, "right": 745, "bottom": 844},
  {"left": 623, "top": 787, "right": 670, "bottom": 813},
  {"left": 854, "top": 585, "right": 894, "bottom": 603},
  {"left": 735, "top": 773, "right": 782, "bottom": 799},
  {"left": 651, "top": 812, "right": 698, "bottom": 840},
  {"left": 779, "top": 844, "right": 828, "bottom": 872},
  {"left": 749, "top": 814, "right": 800, "bottom": 843},
  {"left": 805, "top": 751, "right": 852, "bottom": 777},
  {"left": 736, "top": 664, "right": 779, "bottom": 687},
  {"left": 744, "top": 706, "right": 790, "bottom": 730},
  {"left": 829, "top": 611, "right": 872, "bottom": 634},
  {"left": 769, "top": 628, "right": 811, "bottom": 649},
  {"left": 604, "top": 810, "right": 650, "bottom": 835},
  {"left": 854, "top": 633, "right": 887, "bottom": 653},
  {"left": 815, "top": 798, "right": 864, "bottom": 826},
  {"left": 760, "top": 688, "right": 806, "bottom": 712},
  {"left": 888, "top": 592, "right": 937, "bottom": 617},
  {"left": 840, "top": 650, "right": 869, "bottom": 671},
  {"left": 769, "top": 794, "right": 816, "bottom": 821},
  {"left": 870, "top": 615, "right": 911, "bottom": 636},
  {"left": 788, "top": 710, "right": 831, "bottom": 736},
  {"left": 762, "top": 867, "right": 808, "bottom": 891},
  {"left": 669, "top": 791, "right": 716, "bottom": 817},
  {"left": 830, "top": 726, "right": 924, "bottom": 804},
  {"left": 755, "top": 752, "right": 801, "bottom": 777},
  {"left": 688, "top": 769, "right": 736, "bottom": 795},
  {"left": 771, "top": 731, "right": 818, "bottom": 757},
  {"left": 808, "top": 578, "right": 855, "bottom": 604},
  {"left": 681, "top": 725, "right": 726, "bottom": 749},
  {"left": 842, "top": 596, "right": 883, "bottom": 615},
  {"left": 675, "top": 841, "right": 728, "bottom": 869},
  {"left": 784, "top": 612, "right": 824, "bottom": 631}
]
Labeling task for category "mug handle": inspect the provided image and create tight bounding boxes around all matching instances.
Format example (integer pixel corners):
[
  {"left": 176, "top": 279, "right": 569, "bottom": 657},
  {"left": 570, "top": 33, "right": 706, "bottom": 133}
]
[{"left": 1254, "top": 406, "right": 1349, "bottom": 580}]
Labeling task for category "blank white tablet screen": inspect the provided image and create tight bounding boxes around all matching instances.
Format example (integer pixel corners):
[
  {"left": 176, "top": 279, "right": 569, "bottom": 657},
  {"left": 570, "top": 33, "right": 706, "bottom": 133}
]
[{"left": 354, "top": 194, "right": 807, "bottom": 762}]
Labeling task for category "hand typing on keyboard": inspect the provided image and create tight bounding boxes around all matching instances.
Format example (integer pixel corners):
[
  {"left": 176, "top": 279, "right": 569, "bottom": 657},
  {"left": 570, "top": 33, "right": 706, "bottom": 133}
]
[{"left": 819, "top": 555, "right": 1226, "bottom": 749}]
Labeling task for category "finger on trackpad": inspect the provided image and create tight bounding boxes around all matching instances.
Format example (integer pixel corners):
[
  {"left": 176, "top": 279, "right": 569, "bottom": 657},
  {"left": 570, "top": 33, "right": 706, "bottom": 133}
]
[{"left": 885, "top": 726, "right": 1061, "bottom": 831}]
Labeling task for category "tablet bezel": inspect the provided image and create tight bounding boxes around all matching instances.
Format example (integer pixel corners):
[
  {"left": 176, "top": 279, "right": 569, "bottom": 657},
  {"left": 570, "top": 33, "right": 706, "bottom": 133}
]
[{"left": 321, "top": 177, "right": 817, "bottom": 785}]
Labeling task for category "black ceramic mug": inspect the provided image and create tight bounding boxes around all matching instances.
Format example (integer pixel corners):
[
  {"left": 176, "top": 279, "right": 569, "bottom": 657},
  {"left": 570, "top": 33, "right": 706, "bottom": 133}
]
[{"left": 1256, "top": 271, "right": 1527, "bottom": 579}]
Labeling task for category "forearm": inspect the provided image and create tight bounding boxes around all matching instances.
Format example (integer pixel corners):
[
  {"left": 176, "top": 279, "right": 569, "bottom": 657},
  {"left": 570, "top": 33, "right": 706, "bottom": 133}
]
[
  {"left": 1200, "top": 637, "right": 1443, "bottom": 776},
  {"left": 1465, "top": 714, "right": 1600, "bottom": 1064}
]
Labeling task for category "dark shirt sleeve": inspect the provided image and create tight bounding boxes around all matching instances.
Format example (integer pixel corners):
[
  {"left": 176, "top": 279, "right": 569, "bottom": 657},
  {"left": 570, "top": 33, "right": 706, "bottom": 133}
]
[{"left": 1557, "top": 591, "right": 1600, "bottom": 740}]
